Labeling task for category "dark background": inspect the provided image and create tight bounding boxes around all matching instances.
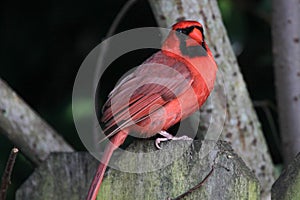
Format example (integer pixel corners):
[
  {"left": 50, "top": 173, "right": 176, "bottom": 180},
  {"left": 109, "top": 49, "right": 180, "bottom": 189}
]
[{"left": 0, "top": 0, "right": 279, "bottom": 199}]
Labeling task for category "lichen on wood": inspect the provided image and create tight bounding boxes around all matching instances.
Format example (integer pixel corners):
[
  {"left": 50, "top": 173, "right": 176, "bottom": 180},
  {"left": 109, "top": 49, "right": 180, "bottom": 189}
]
[
  {"left": 97, "top": 140, "right": 260, "bottom": 200},
  {"left": 16, "top": 140, "right": 260, "bottom": 200},
  {"left": 272, "top": 153, "right": 300, "bottom": 200}
]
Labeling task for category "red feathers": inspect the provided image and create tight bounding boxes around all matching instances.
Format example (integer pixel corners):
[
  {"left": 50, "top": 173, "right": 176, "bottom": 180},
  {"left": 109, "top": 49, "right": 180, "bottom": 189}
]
[{"left": 86, "top": 21, "right": 217, "bottom": 200}]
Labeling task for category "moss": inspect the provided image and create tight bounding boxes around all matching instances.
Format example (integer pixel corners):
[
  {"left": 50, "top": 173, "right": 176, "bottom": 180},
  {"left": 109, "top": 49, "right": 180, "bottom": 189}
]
[
  {"left": 272, "top": 154, "right": 300, "bottom": 200},
  {"left": 248, "top": 179, "right": 260, "bottom": 200},
  {"left": 283, "top": 171, "right": 300, "bottom": 200},
  {"left": 96, "top": 140, "right": 260, "bottom": 199}
]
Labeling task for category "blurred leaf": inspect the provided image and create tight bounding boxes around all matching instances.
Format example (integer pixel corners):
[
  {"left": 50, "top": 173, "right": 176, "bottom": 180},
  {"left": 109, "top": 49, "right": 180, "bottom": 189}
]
[
  {"left": 218, "top": 0, "right": 234, "bottom": 20},
  {"left": 70, "top": 98, "right": 93, "bottom": 120}
]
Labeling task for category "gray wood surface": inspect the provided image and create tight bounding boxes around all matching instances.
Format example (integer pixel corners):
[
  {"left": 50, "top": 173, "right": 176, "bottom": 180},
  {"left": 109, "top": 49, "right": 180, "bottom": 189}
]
[
  {"left": 17, "top": 140, "right": 260, "bottom": 200},
  {"left": 272, "top": 153, "right": 300, "bottom": 200},
  {"left": 16, "top": 152, "right": 98, "bottom": 200}
]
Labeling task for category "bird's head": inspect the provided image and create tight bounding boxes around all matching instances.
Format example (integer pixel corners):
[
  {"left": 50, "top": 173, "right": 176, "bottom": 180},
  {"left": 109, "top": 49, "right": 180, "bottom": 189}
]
[
  {"left": 172, "top": 21, "right": 205, "bottom": 44},
  {"left": 162, "top": 21, "right": 209, "bottom": 58}
]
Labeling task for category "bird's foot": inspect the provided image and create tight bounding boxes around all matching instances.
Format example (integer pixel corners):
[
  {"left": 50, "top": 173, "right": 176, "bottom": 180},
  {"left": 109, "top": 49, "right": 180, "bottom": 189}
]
[{"left": 155, "top": 131, "right": 193, "bottom": 149}]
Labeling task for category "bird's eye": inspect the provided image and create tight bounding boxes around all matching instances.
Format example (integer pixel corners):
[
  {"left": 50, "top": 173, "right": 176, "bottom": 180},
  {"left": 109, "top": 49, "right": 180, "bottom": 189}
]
[
  {"left": 176, "top": 28, "right": 187, "bottom": 35},
  {"left": 175, "top": 26, "right": 195, "bottom": 35}
]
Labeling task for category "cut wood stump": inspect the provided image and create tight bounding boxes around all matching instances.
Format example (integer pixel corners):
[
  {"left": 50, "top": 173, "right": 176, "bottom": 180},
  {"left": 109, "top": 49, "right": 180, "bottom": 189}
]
[{"left": 16, "top": 140, "right": 260, "bottom": 200}]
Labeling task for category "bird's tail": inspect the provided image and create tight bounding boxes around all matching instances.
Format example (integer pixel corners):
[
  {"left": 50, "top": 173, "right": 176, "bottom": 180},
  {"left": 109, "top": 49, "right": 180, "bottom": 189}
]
[{"left": 86, "top": 129, "right": 128, "bottom": 200}]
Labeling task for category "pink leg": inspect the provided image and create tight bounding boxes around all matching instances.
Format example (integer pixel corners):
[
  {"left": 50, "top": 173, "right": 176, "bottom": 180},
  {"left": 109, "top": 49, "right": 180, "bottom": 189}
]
[{"left": 155, "top": 131, "right": 193, "bottom": 149}]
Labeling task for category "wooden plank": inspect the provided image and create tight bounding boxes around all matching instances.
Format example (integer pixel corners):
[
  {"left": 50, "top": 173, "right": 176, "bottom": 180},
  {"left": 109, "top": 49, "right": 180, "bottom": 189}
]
[{"left": 17, "top": 140, "right": 260, "bottom": 199}]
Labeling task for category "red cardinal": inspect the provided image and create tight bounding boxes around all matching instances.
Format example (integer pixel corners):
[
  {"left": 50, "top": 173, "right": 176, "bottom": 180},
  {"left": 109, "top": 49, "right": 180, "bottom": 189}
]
[{"left": 86, "top": 21, "right": 217, "bottom": 199}]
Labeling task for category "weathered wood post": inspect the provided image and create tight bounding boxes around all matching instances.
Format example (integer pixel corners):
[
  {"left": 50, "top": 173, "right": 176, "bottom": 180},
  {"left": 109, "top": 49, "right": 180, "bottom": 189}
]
[
  {"left": 272, "top": 153, "right": 300, "bottom": 200},
  {"left": 16, "top": 140, "right": 260, "bottom": 199}
]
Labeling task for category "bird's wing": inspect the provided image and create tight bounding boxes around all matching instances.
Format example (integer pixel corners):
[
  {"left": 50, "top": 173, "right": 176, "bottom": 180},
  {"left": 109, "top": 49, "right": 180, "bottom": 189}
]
[{"left": 100, "top": 51, "right": 193, "bottom": 138}]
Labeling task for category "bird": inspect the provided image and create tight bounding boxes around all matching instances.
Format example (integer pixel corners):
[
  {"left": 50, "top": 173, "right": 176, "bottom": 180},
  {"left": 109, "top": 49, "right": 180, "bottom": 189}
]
[{"left": 86, "top": 20, "right": 218, "bottom": 200}]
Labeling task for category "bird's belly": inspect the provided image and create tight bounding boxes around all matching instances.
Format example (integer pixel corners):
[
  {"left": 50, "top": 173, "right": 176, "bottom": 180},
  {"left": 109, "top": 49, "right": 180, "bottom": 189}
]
[{"left": 133, "top": 80, "right": 210, "bottom": 138}]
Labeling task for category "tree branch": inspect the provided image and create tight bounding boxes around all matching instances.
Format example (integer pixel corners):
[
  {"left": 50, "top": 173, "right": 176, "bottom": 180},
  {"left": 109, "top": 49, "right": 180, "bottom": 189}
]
[
  {"left": 272, "top": 0, "right": 300, "bottom": 165},
  {"left": 0, "top": 78, "right": 73, "bottom": 165},
  {"left": 0, "top": 148, "right": 19, "bottom": 200}
]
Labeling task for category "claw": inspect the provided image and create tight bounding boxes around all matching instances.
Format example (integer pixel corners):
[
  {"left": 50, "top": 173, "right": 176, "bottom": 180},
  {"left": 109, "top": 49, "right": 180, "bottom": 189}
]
[{"left": 155, "top": 137, "right": 168, "bottom": 149}]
